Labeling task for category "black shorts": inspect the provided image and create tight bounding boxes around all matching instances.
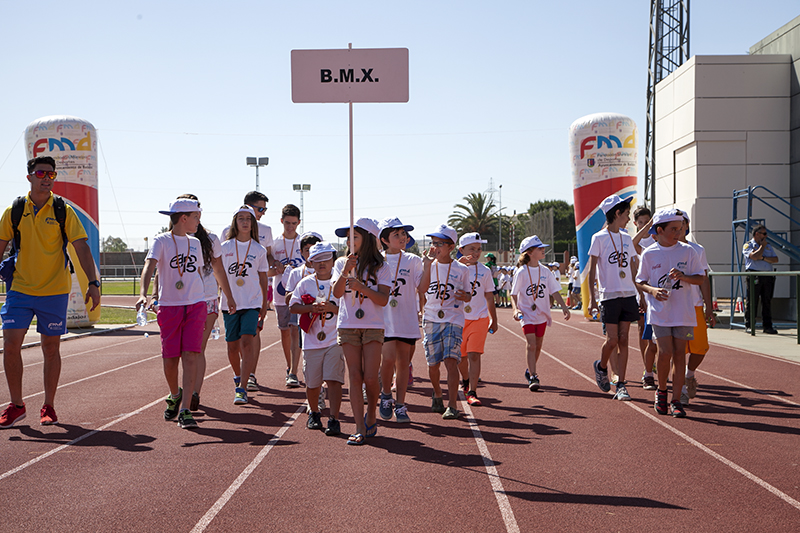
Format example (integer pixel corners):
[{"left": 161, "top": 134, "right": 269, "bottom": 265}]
[
  {"left": 383, "top": 336, "right": 417, "bottom": 346},
  {"left": 600, "top": 296, "right": 639, "bottom": 325}
]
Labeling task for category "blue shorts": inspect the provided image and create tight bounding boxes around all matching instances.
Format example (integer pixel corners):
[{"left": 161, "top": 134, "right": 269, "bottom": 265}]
[
  {"left": 223, "top": 308, "right": 260, "bottom": 342},
  {"left": 1, "top": 290, "right": 69, "bottom": 336},
  {"left": 423, "top": 321, "right": 462, "bottom": 366}
]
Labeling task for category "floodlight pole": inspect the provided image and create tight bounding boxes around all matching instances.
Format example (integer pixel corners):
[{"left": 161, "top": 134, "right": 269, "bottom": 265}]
[
  {"left": 293, "top": 183, "right": 311, "bottom": 234},
  {"left": 498, "top": 184, "right": 503, "bottom": 260},
  {"left": 246, "top": 157, "right": 269, "bottom": 192}
]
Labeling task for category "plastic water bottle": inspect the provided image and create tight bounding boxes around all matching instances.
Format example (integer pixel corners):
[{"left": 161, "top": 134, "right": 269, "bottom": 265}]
[
  {"left": 211, "top": 320, "right": 221, "bottom": 340},
  {"left": 591, "top": 308, "right": 599, "bottom": 321},
  {"left": 136, "top": 306, "right": 148, "bottom": 326}
]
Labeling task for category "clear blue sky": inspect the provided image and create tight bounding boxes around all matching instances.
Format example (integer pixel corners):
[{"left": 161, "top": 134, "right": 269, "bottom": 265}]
[{"left": 1, "top": 1, "right": 797, "bottom": 250}]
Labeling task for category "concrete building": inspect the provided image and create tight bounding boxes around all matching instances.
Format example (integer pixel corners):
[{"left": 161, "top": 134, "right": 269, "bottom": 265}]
[{"left": 652, "top": 15, "right": 800, "bottom": 320}]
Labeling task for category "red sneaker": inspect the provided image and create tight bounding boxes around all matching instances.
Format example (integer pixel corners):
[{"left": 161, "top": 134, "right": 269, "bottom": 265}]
[
  {"left": 0, "top": 402, "right": 27, "bottom": 429},
  {"left": 40, "top": 404, "right": 58, "bottom": 425},
  {"left": 467, "top": 392, "right": 482, "bottom": 406}
]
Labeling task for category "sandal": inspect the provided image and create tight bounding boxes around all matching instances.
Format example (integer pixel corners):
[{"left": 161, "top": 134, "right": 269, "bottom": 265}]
[
  {"left": 364, "top": 415, "right": 378, "bottom": 438},
  {"left": 347, "top": 433, "right": 365, "bottom": 446}
]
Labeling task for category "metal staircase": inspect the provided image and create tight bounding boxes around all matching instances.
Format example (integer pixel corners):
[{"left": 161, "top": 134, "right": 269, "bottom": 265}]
[{"left": 730, "top": 185, "right": 800, "bottom": 306}]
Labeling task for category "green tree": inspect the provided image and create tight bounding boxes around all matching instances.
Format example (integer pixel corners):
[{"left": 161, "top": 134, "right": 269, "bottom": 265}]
[
  {"left": 448, "top": 192, "right": 499, "bottom": 246},
  {"left": 102, "top": 236, "right": 128, "bottom": 252},
  {"left": 526, "top": 200, "right": 576, "bottom": 242}
]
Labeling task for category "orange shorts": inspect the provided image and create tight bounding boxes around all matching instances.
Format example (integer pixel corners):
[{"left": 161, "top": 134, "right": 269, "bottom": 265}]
[
  {"left": 686, "top": 306, "right": 709, "bottom": 355},
  {"left": 461, "top": 316, "right": 490, "bottom": 357}
]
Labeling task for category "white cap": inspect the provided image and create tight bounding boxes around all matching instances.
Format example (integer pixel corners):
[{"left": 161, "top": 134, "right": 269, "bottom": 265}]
[
  {"left": 233, "top": 205, "right": 257, "bottom": 218},
  {"left": 458, "top": 232, "right": 488, "bottom": 248},
  {"left": 519, "top": 235, "right": 549, "bottom": 254},
  {"left": 308, "top": 241, "right": 337, "bottom": 262},
  {"left": 299, "top": 231, "right": 323, "bottom": 242},
  {"left": 335, "top": 217, "right": 380, "bottom": 239},
  {"left": 599, "top": 194, "right": 633, "bottom": 215},
  {"left": 159, "top": 199, "right": 202, "bottom": 215},
  {"left": 649, "top": 208, "right": 688, "bottom": 235},
  {"left": 426, "top": 224, "right": 458, "bottom": 244}
]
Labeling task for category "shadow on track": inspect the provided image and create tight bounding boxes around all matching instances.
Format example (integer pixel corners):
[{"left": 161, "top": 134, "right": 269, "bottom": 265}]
[
  {"left": 504, "top": 490, "right": 688, "bottom": 509},
  {"left": 10, "top": 424, "right": 155, "bottom": 452}
]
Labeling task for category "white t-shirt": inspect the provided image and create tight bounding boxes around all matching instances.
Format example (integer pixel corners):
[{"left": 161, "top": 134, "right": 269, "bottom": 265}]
[
  {"left": 464, "top": 262, "right": 495, "bottom": 321},
  {"left": 219, "top": 238, "right": 269, "bottom": 311},
  {"left": 201, "top": 232, "right": 223, "bottom": 302},
  {"left": 332, "top": 257, "right": 392, "bottom": 330},
  {"left": 289, "top": 275, "right": 339, "bottom": 350},
  {"left": 148, "top": 232, "right": 206, "bottom": 307},
  {"left": 511, "top": 263, "right": 561, "bottom": 327},
  {"left": 383, "top": 252, "right": 424, "bottom": 339},
  {"left": 553, "top": 268, "right": 562, "bottom": 282},
  {"left": 422, "top": 260, "right": 471, "bottom": 328},
  {"left": 588, "top": 228, "right": 637, "bottom": 301},
  {"left": 639, "top": 235, "right": 656, "bottom": 250},
  {"left": 285, "top": 264, "right": 314, "bottom": 293},
  {"left": 637, "top": 242, "right": 704, "bottom": 327},
  {"left": 684, "top": 240, "right": 710, "bottom": 308},
  {"left": 272, "top": 234, "right": 304, "bottom": 307}
]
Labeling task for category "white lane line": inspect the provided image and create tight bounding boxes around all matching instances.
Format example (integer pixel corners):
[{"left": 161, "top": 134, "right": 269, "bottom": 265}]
[
  {"left": 190, "top": 403, "right": 306, "bottom": 533},
  {"left": 501, "top": 324, "right": 800, "bottom": 512},
  {"left": 460, "top": 394, "right": 520, "bottom": 533},
  {"left": 550, "top": 319, "right": 800, "bottom": 404},
  {"left": 0, "top": 337, "right": 144, "bottom": 374},
  {"left": 1, "top": 339, "right": 282, "bottom": 482}
]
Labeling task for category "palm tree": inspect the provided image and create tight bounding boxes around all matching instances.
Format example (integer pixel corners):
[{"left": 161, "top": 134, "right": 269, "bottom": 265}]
[{"left": 448, "top": 192, "right": 498, "bottom": 244}]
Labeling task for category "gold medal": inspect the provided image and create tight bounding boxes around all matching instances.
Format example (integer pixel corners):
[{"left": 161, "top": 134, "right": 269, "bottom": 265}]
[
  {"left": 355, "top": 308, "right": 365, "bottom": 319},
  {"left": 236, "top": 278, "right": 245, "bottom": 287},
  {"left": 175, "top": 280, "right": 184, "bottom": 290},
  {"left": 531, "top": 303, "right": 537, "bottom": 311},
  {"left": 437, "top": 310, "right": 445, "bottom": 319},
  {"left": 619, "top": 271, "right": 626, "bottom": 279},
  {"left": 317, "top": 331, "right": 326, "bottom": 341},
  {"left": 389, "top": 299, "right": 398, "bottom": 308},
  {"left": 465, "top": 305, "right": 472, "bottom": 313}
]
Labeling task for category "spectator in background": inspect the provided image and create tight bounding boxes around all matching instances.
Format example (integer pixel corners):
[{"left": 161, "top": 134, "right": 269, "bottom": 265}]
[{"left": 743, "top": 225, "right": 779, "bottom": 334}]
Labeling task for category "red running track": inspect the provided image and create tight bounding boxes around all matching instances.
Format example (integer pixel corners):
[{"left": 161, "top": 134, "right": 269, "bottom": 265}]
[{"left": 1, "top": 308, "right": 799, "bottom": 532}]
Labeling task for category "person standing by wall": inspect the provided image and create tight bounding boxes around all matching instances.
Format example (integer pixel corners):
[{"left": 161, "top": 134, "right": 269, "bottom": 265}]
[{"left": 743, "top": 225, "right": 779, "bottom": 334}]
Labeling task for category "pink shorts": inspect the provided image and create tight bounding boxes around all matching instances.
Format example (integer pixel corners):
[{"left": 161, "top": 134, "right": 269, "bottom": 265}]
[
  {"left": 522, "top": 323, "right": 546, "bottom": 338},
  {"left": 157, "top": 301, "right": 207, "bottom": 358}
]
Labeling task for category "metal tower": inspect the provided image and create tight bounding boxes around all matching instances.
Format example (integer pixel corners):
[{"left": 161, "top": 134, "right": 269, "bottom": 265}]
[{"left": 645, "top": 0, "right": 690, "bottom": 211}]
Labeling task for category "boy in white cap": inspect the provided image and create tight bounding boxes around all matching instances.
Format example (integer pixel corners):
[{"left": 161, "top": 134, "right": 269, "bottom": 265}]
[
  {"left": 588, "top": 194, "right": 638, "bottom": 401},
  {"left": 636, "top": 208, "right": 706, "bottom": 418},
  {"left": 422, "top": 225, "right": 471, "bottom": 419},
  {"left": 377, "top": 217, "right": 426, "bottom": 423},
  {"left": 677, "top": 213, "right": 716, "bottom": 405},
  {"left": 511, "top": 236, "right": 570, "bottom": 390},
  {"left": 289, "top": 242, "right": 345, "bottom": 435},
  {"left": 137, "top": 199, "right": 236, "bottom": 429},
  {"left": 456, "top": 232, "right": 497, "bottom": 406}
]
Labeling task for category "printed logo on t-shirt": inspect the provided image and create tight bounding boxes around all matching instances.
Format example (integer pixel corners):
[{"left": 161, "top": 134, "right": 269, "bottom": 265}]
[
  {"left": 469, "top": 279, "right": 482, "bottom": 297},
  {"left": 525, "top": 283, "right": 546, "bottom": 299},
  {"left": 428, "top": 280, "right": 453, "bottom": 301},
  {"left": 390, "top": 277, "right": 407, "bottom": 297},
  {"left": 170, "top": 253, "right": 198, "bottom": 273},
  {"left": 228, "top": 259, "right": 253, "bottom": 278},
  {"left": 608, "top": 250, "right": 629, "bottom": 268},
  {"left": 657, "top": 272, "right": 682, "bottom": 291}
]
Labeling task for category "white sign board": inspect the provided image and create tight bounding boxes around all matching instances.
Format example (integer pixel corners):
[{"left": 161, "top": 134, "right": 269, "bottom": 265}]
[{"left": 291, "top": 48, "right": 409, "bottom": 103}]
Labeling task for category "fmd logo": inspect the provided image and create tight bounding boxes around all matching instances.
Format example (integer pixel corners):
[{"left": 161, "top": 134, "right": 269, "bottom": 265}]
[
  {"left": 320, "top": 68, "right": 380, "bottom": 83},
  {"left": 580, "top": 132, "right": 636, "bottom": 159},
  {"left": 32, "top": 132, "right": 93, "bottom": 157}
]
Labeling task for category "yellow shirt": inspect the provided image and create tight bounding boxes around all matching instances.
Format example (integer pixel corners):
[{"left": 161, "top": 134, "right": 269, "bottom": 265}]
[{"left": 0, "top": 193, "right": 88, "bottom": 296}]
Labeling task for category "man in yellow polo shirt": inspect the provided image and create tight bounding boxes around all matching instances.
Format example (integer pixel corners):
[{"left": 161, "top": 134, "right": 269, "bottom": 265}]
[{"left": 0, "top": 156, "right": 101, "bottom": 428}]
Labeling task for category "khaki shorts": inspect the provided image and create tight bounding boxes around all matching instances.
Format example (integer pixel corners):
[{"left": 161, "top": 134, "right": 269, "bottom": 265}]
[
  {"left": 303, "top": 344, "right": 346, "bottom": 388},
  {"left": 686, "top": 306, "right": 709, "bottom": 355},
  {"left": 337, "top": 328, "right": 384, "bottom": 347}
]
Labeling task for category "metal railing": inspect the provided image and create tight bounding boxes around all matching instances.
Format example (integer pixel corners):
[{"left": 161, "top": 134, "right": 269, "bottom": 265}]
[{"left": 709, "top": 271, "right": 799, "bottom": 344}]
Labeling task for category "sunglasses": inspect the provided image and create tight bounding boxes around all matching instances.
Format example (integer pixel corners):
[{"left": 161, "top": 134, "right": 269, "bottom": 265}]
[
  {"left": 431, "top": 240, "right": 451, "bottom": 247},
  {"left": 249, "top": 205, "right": 267, "bottom": 213},
  {"left": 31, "top": 170, "right": 57, "bottom": 180}
]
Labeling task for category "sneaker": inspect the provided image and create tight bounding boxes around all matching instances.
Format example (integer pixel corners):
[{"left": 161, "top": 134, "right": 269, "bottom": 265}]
[
  {"left": 680, "top": 389, "right": 690, "bottom": 406},
  {"left": 528, "top": 374, "right": 540, "bottom": 392},
  {"left": 669, "top": 400, "right": 687, "bottom": 418},
  {"left": 178, "top": 409, "right": 198, "bottom": 429},
  {"left": 593, "top": 360, "right": 611, "bottom": 393},
  {"left": 286, "top": 373, "right": 300, "bottom": 388},
  {"left": 442, "top": 406, "right": 460, "bottom": 420},
  {"left": 164, "top": 388, "right": 182, "bottom": 420},
  {"left": 431, "top": 395, "right": 445, "bottom": 414},
  {"left": 325, "top": 417, "right": 341, "bottom": 436},
  {"left": 394, "top": 404, "right": 411, "bottom": 423},
  {"left": 763, "top": 327, "right": 778, "bottom": 334},
  {"left": 0, "top": 403, "right": 27, "bottom": 429},
  {"left": 613, "top": 383, "right": 631, "bottom": 401},
  {"left": 379, "top": 392, "right": 395, "bottom": 420},
  {"left": 40, "top": 404, "right": 58, "bottom": 425},
  {"left": 654, "top": 390, "right": 668, "bottom": 415},
  {"left": 234, "top": 387, "right": 248, "bottom": 405},
  {"left": 307, "top": 411, "right": 323, "bottom": 430},
  {"left": 642, "top": 374, "right": 657, "bottom": 390},
  {"left": 467, "top": 391, "right": 482, "bottom": 406},
  {"left": 233, "top": 376, "right": 241, "bottom": 388},
  {"left": 524, "top": 368, "right": 531, "bottom": 382},
  {"left": 190, "top": 392, "right": 200, "bottom": 411},
  {"left": 247, "top": 374, "right": 259, "bottom": 391},
  {"left": 318, "top": 387, "right": 327, "bottom": 412},
  {"left": 686, "top": 376, "right": 698, "bottom": 399},
  {"left": 408, "top": 364, "right": 414, "bottom": 388}
]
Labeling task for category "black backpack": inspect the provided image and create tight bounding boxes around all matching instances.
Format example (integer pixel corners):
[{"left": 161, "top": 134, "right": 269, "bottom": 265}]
[{"left": 0, "top": 196, "right": 73, "bottom": 285}]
